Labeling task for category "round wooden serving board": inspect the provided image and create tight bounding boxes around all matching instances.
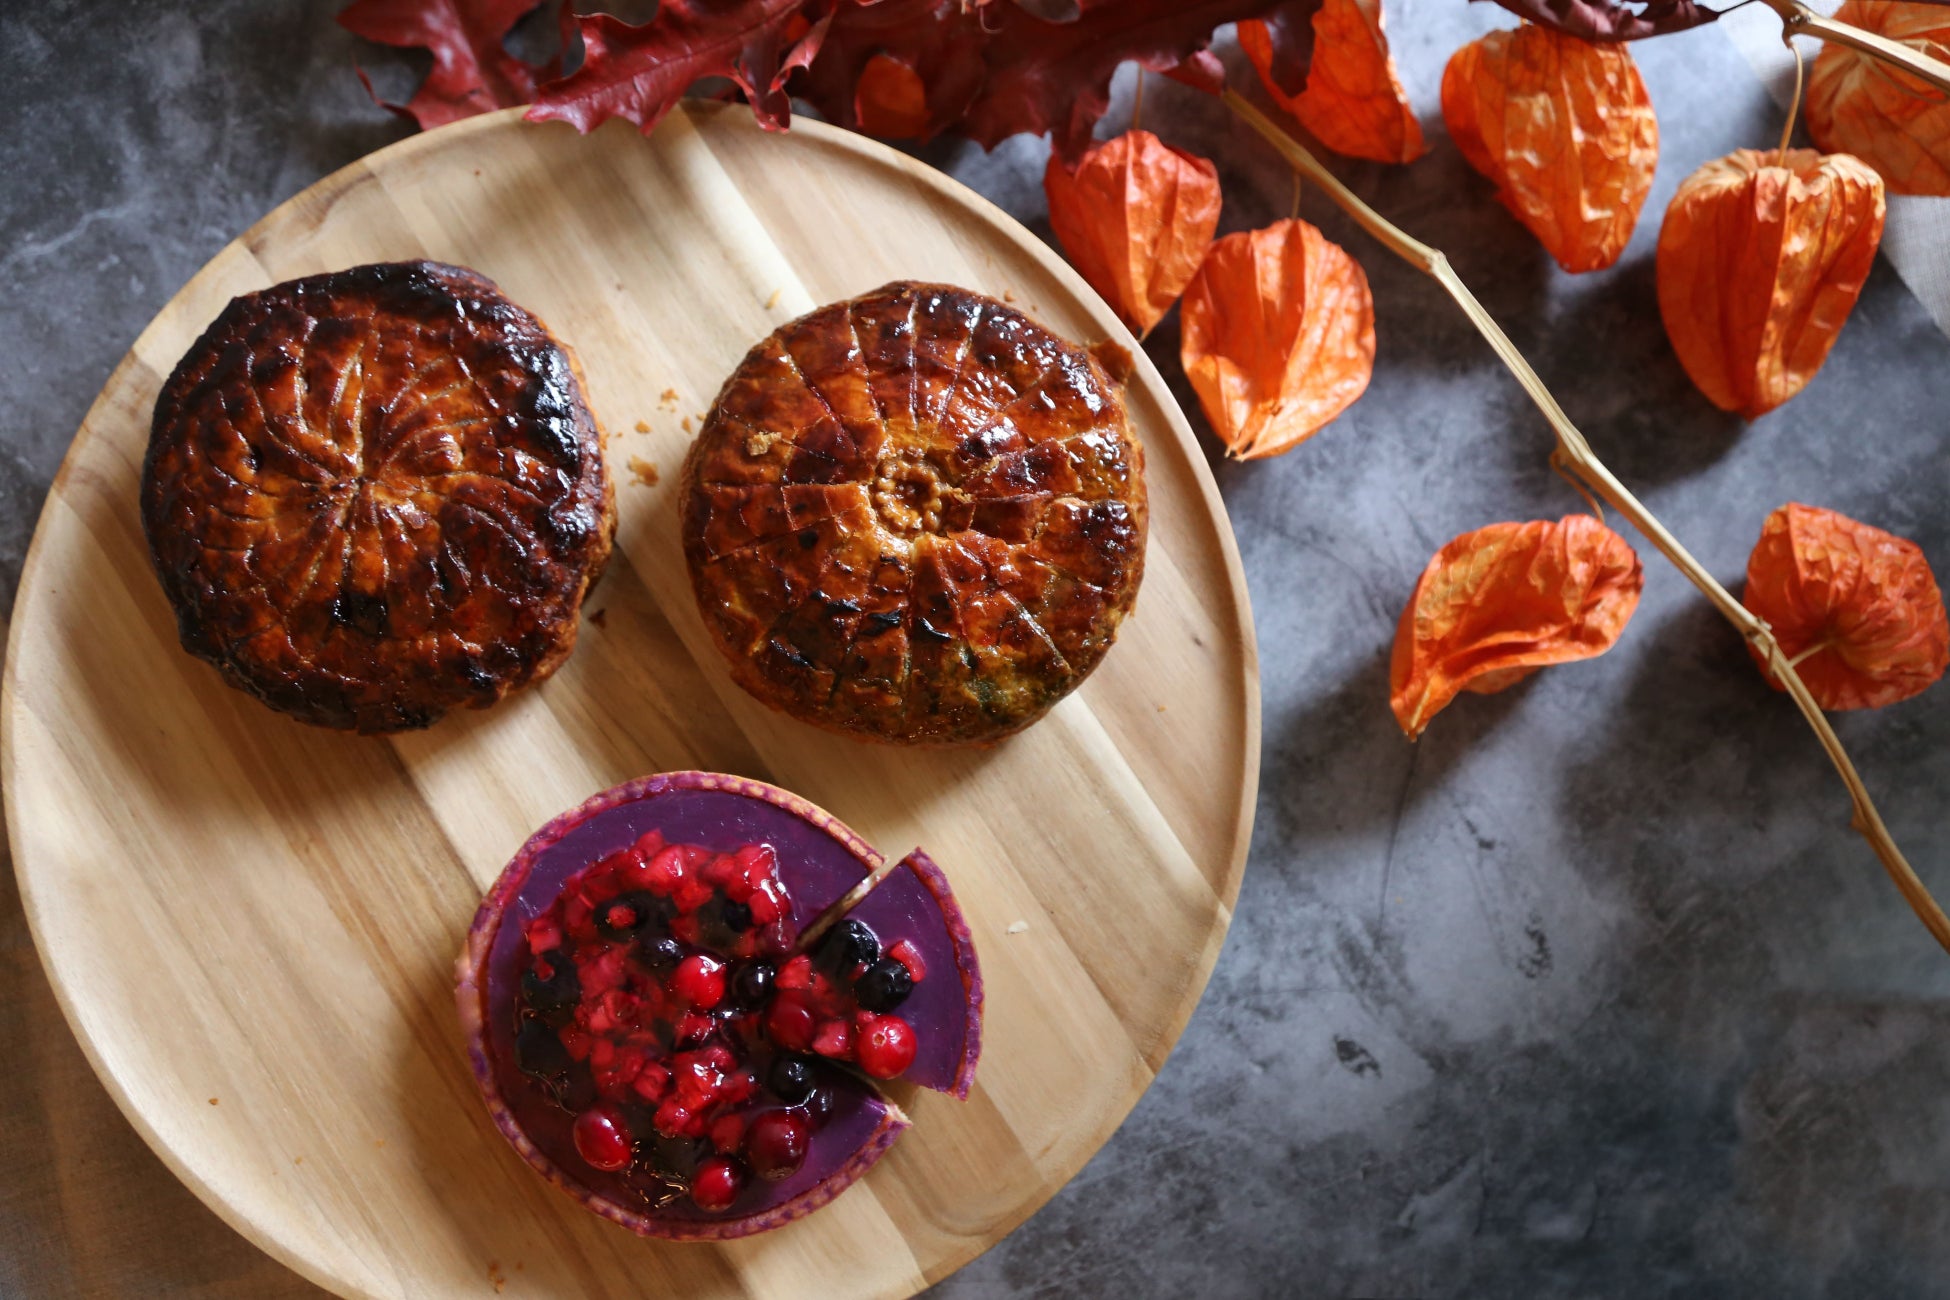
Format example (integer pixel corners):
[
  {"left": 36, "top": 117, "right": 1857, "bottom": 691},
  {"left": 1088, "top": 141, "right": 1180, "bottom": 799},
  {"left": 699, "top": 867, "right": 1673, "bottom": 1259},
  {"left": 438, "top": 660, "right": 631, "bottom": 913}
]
[{"left": 3, "top": 104, "right": 1259, "bottom": 1299}]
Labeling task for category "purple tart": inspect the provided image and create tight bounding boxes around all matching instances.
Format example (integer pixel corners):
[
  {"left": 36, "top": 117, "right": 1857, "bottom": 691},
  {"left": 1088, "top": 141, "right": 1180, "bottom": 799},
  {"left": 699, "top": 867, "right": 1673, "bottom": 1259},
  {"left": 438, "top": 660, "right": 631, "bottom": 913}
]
[{"left": 456, "top": 771, "right": 983, "bottom": 1239}]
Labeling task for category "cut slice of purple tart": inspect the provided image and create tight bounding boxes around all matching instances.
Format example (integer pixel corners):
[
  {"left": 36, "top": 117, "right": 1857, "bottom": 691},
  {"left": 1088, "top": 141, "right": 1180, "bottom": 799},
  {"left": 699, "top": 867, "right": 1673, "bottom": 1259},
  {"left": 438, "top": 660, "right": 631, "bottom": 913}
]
[{"left": 456, "top": 772, "right": 983, "bottom": 1240}]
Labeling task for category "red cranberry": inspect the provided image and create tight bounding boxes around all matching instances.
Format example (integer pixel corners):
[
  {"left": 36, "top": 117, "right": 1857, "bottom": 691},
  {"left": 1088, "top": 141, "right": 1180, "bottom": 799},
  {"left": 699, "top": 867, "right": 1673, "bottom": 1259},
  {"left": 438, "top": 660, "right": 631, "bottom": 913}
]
[
  {"left": 855, "top": 1013, "right": 916, "bottom": 1079},
  {"left": 670, "top": 953, "right": 726, "bottom": 1009},
  {"left": 691, "top": 1156, "right": 747, "bottom": 1211},
  {"left": 745, "top": 1110, "right": 810, "bottom": 1181},
  {"left": 571, "top": 1104, "right": 633, "bottom": 1172}
]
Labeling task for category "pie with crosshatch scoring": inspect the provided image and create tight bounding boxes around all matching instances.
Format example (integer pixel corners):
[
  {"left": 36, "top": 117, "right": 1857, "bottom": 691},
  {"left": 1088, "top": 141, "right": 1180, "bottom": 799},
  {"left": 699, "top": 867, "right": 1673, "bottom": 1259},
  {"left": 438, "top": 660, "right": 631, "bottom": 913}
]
[{"left": 681, "top": 281, "right": 1148, "bottom": 746}]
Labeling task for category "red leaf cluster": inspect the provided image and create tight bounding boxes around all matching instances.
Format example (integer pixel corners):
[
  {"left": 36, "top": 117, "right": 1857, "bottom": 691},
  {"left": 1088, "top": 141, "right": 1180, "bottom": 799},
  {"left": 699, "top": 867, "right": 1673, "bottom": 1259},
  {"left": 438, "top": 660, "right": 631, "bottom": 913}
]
[
  {"left": 340, "top": 0, "right": 1326, "bottom": 158},
  {"left": 338, "top": 0, "right": 553, "bottom": 129},
  {"left": 1485, "top": 0, "right": 1723, "bottom": 43}
]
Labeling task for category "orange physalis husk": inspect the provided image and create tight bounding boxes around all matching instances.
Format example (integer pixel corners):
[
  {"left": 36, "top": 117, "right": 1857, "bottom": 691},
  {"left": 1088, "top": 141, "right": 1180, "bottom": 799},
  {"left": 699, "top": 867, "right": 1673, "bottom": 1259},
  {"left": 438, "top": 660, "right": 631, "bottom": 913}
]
[
  {"left": 1043, "top": 129, "right": 1222, "bottom": 338},
  {"left": 1439, "top": 24, "right": 1658, "bottom": 273},
  {"left": 1656, "top": 148, "right": 1885, "bottom": 418},
  {"left": 1807, "top": 1, "right": 1950, "bottom": 196},
  {"left": 1239, "top": 0, "right": 1427, "bottom": 165},
  {"left": 1178, "top": 218, "right": 1374, "bottom": 458},
  {"left": 1742, "top": 503, "right": 1949, "bottom": 711},
  {"left": 1390, "top": 515, "right": 1644, "bottom": 738},
  {"left": 855, "top": 52, "right": 931, "bottom": 140}
]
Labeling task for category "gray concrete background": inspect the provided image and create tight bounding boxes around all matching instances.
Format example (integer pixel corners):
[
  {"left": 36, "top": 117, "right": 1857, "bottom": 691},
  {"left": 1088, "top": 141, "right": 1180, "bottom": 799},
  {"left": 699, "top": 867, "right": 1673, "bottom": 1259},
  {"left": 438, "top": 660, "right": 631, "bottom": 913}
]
[{"left": 3, "top": 2, "right": 1948, "bottom": 1296}]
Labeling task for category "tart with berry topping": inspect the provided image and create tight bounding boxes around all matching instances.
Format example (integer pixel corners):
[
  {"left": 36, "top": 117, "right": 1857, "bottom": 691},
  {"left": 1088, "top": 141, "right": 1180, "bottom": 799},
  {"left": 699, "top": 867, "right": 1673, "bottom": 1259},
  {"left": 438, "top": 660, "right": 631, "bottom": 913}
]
[
  {"left": 141, "top": 261, "right": 613, "bottom": 733},
  {"left": 680, "top": 281, "right": 1147, "bottom": 745},
  {"left": 456, "top": 772, "right": 981, "bottom": 1239}
]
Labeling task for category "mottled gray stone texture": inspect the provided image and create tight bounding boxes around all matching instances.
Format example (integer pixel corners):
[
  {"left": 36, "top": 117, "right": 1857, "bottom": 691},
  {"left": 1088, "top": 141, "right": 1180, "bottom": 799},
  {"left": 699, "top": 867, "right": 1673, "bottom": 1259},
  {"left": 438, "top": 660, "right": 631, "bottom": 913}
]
[{"left": 4, "top": 2, "right": 1949, "bottom": 1297}]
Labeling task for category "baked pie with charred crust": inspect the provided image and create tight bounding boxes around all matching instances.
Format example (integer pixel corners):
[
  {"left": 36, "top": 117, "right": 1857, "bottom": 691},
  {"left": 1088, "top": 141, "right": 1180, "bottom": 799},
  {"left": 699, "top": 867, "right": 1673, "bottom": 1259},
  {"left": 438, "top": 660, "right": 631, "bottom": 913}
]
[
  {"left": 681, "top": 282, "right": 1147, "bottom": 745},
  {"left": 141, "top": 261, "right": 614, "bottom": 733}
]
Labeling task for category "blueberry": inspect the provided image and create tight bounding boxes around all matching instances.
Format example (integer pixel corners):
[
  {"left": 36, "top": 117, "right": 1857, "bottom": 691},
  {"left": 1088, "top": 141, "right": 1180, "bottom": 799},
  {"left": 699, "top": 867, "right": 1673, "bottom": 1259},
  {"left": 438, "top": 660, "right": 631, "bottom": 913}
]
[
  {"left": 596, "top": 891, "right": 659, "bottom": 940},
  {"left": 720, "top": 899, "right": 754, "bottom": 933},
  {"left": 802, "top": 1085, "right": 836, "bottom": 1130},
  {"left": 645, "top": 1133, "right": 708, "bottom": 1181},
  {"left": 817, "top": 918, "right": 879, "bottom": 972},
  {"left": 768, "top": 1054, "right": 815, "bottom": 1105},
  {"left": 521, "top": 957, "right": 579, "bottom": 1025},
  {"left": 514, "top": 1018, "right": 571, "bottom": 1078},
  {"left": 638, "top": 935, "right": 684, "bottom": 973},
  {"left": 732, "top": 961, "right": 775, "bottom": 1009},
  {"left": 854, "top": 957, "right": 914, "bottom": 1012}
]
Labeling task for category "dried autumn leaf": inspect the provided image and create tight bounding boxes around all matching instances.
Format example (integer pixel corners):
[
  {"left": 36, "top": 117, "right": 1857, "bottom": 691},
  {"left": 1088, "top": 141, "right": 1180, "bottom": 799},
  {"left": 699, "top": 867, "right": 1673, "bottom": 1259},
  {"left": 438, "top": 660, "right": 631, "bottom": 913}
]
[
  {"left": 1178, "top": 218, "right": 1374, "bottom": 458},
  {"left": 1440, "top": 24, "right": 1658, "bottom": 273},
  {"left": 1239, "top": 0, "right": 1427, "bottom": 165},
  {"left": 338, "top": 0, "right": 551, "bottom": 130},
  {"left": 789, "top": 0, "right": 1326, "bottom": 162},
  {"left": 1742, "top": 503, "right": 1949, "bottom": 710},
  {"left": 527, "top": 0, "right": 823, "bottom": 136},
  {"left": 1807, "top": 0, "right": 1950, "bottom": 197},
  {"left": 1656, "top": 148, "right": 1885, "bottom": 418},
  {"left": 1485, "top": 0, "right": 1720, "bottom": 42},
  {"left": 1390, "top": 515, "right": 1644, "bottom": 738},
  {"left": 1044, "top": 130, "right": 1222, "bottom": 338}
]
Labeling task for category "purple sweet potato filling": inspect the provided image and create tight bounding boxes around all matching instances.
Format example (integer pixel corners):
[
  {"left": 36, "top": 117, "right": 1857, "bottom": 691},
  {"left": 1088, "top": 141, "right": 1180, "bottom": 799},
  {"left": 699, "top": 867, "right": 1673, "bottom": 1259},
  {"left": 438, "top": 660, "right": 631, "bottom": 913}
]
[
  {"left": 844, "top": 850, "right": 983, "bottom": 1099},
  {"left": 461, "top": 773, "right": 981, "bottom": 1238},
  {"left": 477, "top": 779, "right": 886, "bottom": 1233}
]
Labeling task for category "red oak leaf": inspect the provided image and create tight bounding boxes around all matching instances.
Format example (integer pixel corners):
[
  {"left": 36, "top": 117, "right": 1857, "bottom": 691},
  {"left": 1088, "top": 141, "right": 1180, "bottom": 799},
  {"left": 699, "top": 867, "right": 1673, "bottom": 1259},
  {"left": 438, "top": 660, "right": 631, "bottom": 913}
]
[
  {"left": 338, "top": 0, "right": 553, "bottom": 130},
  {"left": 528, "top": 0, "right": 831, "bottom": 136},
  {"left": 962, "top": 0, "right": 1326, "bottom": 162},
  {"left": 1481, "top": 0, "right": 1722, "bottom": 42}
]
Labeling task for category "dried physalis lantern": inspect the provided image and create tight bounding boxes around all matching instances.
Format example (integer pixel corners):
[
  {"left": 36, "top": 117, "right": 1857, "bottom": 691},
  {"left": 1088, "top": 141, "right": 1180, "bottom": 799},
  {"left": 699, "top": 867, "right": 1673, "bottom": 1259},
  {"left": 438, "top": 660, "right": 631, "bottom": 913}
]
[
  {"left": 1657, "top": 149, "right": 1885, "bottom": 417},
  {"left": 1239, "top": 0, "right": 1427, "bottom": 165},
  {"left": 1807, "top": 1, "right": 1950, "bottom": 196},
  {"left": 1440, "top": 24, "right": 1658, "bottom": 273},
  {"left": 1390, "top": 515, "right": 1644, "bottom": 738},
  {"left": 855, "top": 53, "right": 931, "bottom": 140},
  {"left": 1178, "top": 218, "right": 1374, "bottom": 459},
  {"left": 1742, "top": 503, "right": 1949, "bottom": 710},
  {"left": 1043, "top": 130, "right": 1222, "bottom": 337}
]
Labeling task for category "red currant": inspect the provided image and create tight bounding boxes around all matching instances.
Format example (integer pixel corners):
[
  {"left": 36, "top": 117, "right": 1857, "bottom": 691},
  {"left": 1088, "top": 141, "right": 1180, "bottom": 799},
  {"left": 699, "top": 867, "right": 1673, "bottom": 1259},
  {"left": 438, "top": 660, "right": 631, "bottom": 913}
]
[
  {"left": 571, "top": 1104, "right": 633, "bottom": 1172},
  {"left": 744, "top": 1110, "right": 810, "bottom": 1182},
  {"left": 691, "top": 1156, "right": 747, "bottom": 1211}
]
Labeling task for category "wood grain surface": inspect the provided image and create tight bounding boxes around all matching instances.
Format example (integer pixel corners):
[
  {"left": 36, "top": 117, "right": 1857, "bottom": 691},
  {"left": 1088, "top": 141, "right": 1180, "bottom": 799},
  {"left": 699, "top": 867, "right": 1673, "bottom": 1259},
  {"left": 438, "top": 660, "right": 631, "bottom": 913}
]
[{"left": 2, "top": 103, "right": 1258, "bottom": 1299}]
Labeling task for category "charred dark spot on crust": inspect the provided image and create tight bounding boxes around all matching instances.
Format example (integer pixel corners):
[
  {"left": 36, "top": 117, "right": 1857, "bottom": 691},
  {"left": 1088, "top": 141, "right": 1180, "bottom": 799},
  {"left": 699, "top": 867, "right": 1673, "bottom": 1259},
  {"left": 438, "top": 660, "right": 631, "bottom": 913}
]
[
  {"left": 682, "top": 281, "right": 1146, "bottom": 744},
  {"left": 140, "top": 260, "right": 615, "bottom": 734}
]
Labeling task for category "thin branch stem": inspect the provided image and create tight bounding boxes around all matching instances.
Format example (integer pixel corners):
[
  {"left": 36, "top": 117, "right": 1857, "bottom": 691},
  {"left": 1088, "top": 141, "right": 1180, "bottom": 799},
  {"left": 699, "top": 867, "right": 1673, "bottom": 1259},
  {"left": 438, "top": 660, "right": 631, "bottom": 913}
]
[
  {"left": 1222, "top": 87, "right": 1950, "bottom": 954},
  {"left": 1776, "top": 38, "right": 1805, "bottom": 164},
  {"left": 1759, "top": 0, "right": 1950, "bottom": 94},
  {"left": 1132, "top": 67, "right": 1145, "bottom": 132},
  {"left": 1787, "top": 638, "right": 1834, "bottom": 670}
]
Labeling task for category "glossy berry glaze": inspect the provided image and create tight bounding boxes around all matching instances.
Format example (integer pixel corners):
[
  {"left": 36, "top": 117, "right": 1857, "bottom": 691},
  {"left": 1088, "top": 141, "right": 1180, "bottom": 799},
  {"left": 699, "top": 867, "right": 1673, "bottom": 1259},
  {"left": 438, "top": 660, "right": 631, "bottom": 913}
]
[{"left": 457, "top": 772, "right": 981, "bottom": 1240}]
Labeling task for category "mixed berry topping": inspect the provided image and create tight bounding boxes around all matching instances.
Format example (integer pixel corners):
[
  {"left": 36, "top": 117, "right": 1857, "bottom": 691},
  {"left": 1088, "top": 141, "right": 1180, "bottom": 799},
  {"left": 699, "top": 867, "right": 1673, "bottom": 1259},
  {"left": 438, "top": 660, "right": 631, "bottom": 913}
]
[{"left": 512, "top": 828, "right": 927, "bottom": 1215}]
